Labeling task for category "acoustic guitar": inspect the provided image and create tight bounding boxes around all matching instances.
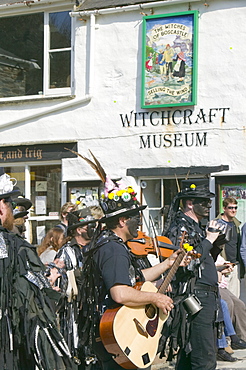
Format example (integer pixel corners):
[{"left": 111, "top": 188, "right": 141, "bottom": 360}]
[{"left": 99, "top": 232, "right": 187, "bottom": 369}]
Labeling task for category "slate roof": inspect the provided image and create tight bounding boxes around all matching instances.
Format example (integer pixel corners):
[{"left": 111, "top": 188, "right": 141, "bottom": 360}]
[{"left": 77, "top": 0, "right": 168, "bottom": 11}]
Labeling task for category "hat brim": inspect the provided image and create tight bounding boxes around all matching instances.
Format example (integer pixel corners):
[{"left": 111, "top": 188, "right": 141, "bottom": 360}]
[
  {"left": 13, "top": 197, "right": 32, "bottom": 210},
  {"left": 100, "top": 205, "right": 147, "bottom": 223},
  {"left": 14, "top": 211, "right": 28, "bottom": 219},
  {"left": 67, "top": 218, "right": 99, "bottom": 233},
  {"left": 0, "top": 189, "right": 21, "bottom": 200},
  {"left": 178, "top": 191, "right": 215, "bottom": 199}
]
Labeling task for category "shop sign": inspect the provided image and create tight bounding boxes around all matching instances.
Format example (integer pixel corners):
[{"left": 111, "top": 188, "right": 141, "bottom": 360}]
[
  {"left": 0, "top": 142, "right": 77, "bottom": 162},
  {"left": 120, "top": 107, "right": 230, "bottom": 149}
]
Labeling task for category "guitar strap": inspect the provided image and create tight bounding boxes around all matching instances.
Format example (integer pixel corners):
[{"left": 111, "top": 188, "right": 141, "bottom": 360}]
[{"left": 128, "top": 252, "right": 146, "bottom": 283}]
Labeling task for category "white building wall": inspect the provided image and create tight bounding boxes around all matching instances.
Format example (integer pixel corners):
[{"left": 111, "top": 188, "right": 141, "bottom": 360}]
[{"left": 0, "top": 0, "right": 245, "bottom": 185}]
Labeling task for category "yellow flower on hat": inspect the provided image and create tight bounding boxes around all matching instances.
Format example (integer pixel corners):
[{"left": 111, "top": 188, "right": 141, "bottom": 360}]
[
  {"left": 127, "top": 186, "right": 134, "bottom": 193},
  {"left": 190, "top": 184, "right": 196, "bottom": 190},
  {"left": 108, "top": 193, "right": 114, "bottom": 200},
  {"left": 183, "top": 243, "right": 193, "bottom": 252}
]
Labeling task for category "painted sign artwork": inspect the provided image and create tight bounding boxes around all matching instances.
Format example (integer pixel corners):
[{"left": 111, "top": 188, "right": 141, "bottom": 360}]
[{"left": 142, "top": 11, "right": 198, "bottom": 108}]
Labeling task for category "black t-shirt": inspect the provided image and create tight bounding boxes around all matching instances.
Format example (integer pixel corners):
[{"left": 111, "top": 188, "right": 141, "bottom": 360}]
[
  {"left": 93, "top": 231, "right": 142, "bottom": 308},
  {"left": 166, "top": 211, "right": 218, "bottom": 287}
]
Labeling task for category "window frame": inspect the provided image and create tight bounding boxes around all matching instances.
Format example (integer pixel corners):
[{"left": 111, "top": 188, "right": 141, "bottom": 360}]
[
  {"left": 5, "top": 161, "right": 62, "bottom": 244},
  {"left": 0, "top": 5, "right": 74, "bottom": 101},
  {"left": 43, "top": 11, "right": 74, "bottom": 96}
]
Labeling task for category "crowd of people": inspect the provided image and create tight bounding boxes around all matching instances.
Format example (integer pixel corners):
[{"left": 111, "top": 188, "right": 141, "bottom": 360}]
[{"left": 1, "top": 164, "right": 246, "bottom": 370}]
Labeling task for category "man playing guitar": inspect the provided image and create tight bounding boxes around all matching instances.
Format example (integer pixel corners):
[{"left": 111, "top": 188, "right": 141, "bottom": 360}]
[{"left": 79, "top": 183, "right": 186, "bottom": 370}]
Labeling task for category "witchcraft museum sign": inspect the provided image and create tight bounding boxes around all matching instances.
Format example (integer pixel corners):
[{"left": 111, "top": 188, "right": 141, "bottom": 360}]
[{"left": 120, "top": 107, "right": 230, "bottom": 149}]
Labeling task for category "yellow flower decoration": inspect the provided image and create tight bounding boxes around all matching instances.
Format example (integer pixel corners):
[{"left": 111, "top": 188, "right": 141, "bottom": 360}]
[
  {"left": 183, "top": 243, "right": 193, "bottom": 252},
  {"left": 117, "top": 190, "right": 124, "bottom": 196},
  {"left": 190, "top": 184, "right": 196, "bottom": 189},
  {"left": 108, "top": 193, "right": 114, "bottom": 200},
  {"left": 76, "top": 200, "right": 81, "bottom": 205},
  {"left": 127, "top": 186, "right": 134, "bottom": 193}
]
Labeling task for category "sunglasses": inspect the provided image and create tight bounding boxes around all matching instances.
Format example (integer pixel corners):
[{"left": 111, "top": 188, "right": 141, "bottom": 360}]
[{"left": 227, "top": 206, "right": 237, "bottom": 210}]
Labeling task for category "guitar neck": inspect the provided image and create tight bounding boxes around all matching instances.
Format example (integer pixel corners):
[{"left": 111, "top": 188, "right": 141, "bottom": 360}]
[{"left": 158, "top": 249, "right": 186, "bottom": 295}]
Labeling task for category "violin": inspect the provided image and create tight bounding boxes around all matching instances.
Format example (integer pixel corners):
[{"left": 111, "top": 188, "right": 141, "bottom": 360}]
[{"left": 127, "top": 231, "right": 178, "bottom": 259}]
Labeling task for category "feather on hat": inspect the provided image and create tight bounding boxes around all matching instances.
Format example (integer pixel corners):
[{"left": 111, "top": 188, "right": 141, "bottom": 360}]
[{"left": 65, "top": 148, "right": 146, "bottom": 220}]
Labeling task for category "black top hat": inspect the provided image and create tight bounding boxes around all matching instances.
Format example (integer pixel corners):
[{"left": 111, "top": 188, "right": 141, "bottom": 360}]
[
  {"left": 67, "top": 208, "right": 98, "bottom": 234},
  {"left": 0, "top": 168, "right": 21, "bottom": 200},
  {"left": 99, "top": 185, "right": 147, "bottom": 222},
  {"left": 178, "top": 179, "right": 215, "bottom": 199}
]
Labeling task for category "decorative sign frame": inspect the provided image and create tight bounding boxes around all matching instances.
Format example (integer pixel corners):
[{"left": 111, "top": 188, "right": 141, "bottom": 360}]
[{"left": 141, "top": 11, "right": 198, "bottom": 108}]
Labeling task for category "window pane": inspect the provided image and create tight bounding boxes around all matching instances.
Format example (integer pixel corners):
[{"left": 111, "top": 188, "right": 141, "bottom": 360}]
[
  {"left": 142, "top": 179, "right": 162, "bottom": 208},
  {"left": 68, "top": 185, "right": 100, "bottom": 207},
  {"left": 31, "top": 219, "right": 59, "bottom": 245},
  {"left": 5, "top": 166, "right": 25, "bottom": 195},
  {"left": 49, "top": 51, "right": 71, "bottom": 88},
  {"left": 30, "top": 165, "right": 61, "bottom": 217},
  {"left": 0, "top": 13, "right": 43, "bottom": 97},
  {"left": 49, "top": 12, "right": 71, "bottom": 49}
]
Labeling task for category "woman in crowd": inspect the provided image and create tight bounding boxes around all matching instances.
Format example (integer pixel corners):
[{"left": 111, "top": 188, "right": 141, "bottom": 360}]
[{"left": 37, "top": 227, "right": 67, "bottom": 264}]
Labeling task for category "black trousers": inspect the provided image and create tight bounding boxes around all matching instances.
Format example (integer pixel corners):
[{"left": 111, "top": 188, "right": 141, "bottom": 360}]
[{"left": 176, "top": 289, "right": 217, "bottom": 370}]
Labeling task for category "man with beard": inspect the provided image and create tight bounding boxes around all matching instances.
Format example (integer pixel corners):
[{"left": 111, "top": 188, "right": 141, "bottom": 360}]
[
  {"left": 55, "top": 206, "right": 103, "bottom": 368},
  {"left": 79, "top": 183, "right": 186, "bottom": 370},
  {"left": 162, "top": 179, "right": 222, "bottom": 370},
  {"left": 0, "top": 168, "right": 72, "bottom": 369}
]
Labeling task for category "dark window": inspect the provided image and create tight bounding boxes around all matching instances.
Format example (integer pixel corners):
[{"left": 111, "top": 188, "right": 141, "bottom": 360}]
[{"left": 0, "top": 11, "right": 71, "bottom": 98}]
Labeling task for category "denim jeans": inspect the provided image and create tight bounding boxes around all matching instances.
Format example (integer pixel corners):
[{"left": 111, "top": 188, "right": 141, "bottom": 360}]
[{"left": 217, "top": 299, "right": 235, "bottom": 348}]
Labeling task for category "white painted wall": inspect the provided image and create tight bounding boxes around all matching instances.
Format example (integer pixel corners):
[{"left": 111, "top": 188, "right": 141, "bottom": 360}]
[{"left": 0, "top": 0, "right": 245, "bottom": 185}]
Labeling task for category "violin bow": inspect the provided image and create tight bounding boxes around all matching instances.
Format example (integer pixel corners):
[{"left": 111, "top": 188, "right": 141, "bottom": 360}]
[{"left": 149, "top": 214, "right": 163, "bottom": 263}]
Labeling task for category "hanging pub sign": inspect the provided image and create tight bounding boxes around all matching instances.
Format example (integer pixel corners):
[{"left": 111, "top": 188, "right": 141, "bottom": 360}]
[
  {"left": 0, "top": 142, "right": 77, "bottom": 162},
  {"left": 141, "top": 10, "right": 198, "bottom": 108}
]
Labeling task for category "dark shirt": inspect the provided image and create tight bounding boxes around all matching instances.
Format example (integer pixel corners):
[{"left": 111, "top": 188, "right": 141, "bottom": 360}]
[
  {"left": 224, "top": 221, "right": 238, "bottom": 263},
  {"left": 94, "top": 233, "right": 134, "bottom": 308},
  {"left": 166, "top": 211, "right": 218, "bottom": 287},
  {"left": 93, "top": 230, "right": 144, "bottom": 309}
]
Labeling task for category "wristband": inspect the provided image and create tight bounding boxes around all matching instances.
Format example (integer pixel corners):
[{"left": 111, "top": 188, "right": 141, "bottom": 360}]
[{"left": 207, "top": 227, "right": 220, "bottom": 233}]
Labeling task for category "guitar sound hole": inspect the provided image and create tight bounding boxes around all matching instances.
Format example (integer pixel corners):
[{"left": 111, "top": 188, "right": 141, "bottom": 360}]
[{"left": 145, "top": 304, "right": 156, "bottom": 319}]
